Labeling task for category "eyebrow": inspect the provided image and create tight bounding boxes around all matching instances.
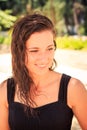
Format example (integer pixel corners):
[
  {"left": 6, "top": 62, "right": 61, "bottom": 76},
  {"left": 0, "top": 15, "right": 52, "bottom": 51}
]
[{"left": 27, "top": 44, "right": 54, "bottom": 50}]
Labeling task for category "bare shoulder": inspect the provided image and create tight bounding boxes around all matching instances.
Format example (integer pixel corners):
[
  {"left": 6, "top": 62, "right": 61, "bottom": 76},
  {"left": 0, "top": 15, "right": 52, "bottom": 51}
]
[
  {"left": 69, "top": 77, "right": 87, "bottom": 95},
  {"left": 68, "top": 77, "right": 87, "bottom": 129},
  {"left": 0, "top": 80, "right": 10, "bottom": 130},
  {"left": 0, "top": 80, "right": 8, "bottom": 106},
  {"left": 0, "top": 80, "right": 7, "bottom": 93},
  {"left": 68, "top": 77, "right": 87, "bottom": 104}
]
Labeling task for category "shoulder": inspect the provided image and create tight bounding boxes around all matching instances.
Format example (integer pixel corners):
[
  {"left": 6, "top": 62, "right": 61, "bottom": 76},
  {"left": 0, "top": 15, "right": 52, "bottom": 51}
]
[
  {"left": 0, "top": 80, "right": 11, "bottom": 130},
  {"left": 0, "top": 80, "right": 7, "bottom": 96},
  {"left": 68, "top": 77, "right": 87, "bottom": 129},
  {"left": 68, "top": 77, "right": 87, "bottom": 108},
  {"left": 69, "top": 77, "right": 86, "bottom": 95},
  {"left": 0, "top": 80, "right": 8, "bottom": 106}
]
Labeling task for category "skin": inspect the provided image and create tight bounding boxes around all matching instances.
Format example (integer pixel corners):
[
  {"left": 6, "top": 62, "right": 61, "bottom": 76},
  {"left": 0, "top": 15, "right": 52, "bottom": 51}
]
[{"left": 0, "top": 30, "right": 87, "bottom": 130}]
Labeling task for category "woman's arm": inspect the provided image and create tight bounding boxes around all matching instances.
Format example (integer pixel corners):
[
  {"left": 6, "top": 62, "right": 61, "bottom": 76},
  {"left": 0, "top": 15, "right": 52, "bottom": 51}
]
[
  {"left": 68, "top": 78, "right": 87, "bottom": 130},
  {"left": 0, "top": 81, "right": 10, "bottom": 130}
]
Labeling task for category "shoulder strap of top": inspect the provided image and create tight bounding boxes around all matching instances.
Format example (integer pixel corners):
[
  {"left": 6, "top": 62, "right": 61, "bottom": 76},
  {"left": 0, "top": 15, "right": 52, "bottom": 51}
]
[
  {"left": 58, "top": 74, "right": 71, "bottom": 104},
  {"left": 7, "top": 78, "right": 15, "bottom": 104}
]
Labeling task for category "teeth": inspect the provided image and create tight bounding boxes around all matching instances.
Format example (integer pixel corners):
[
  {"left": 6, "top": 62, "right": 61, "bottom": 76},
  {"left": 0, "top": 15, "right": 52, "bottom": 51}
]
[{"left": 38, "top": 65, "right": 46, "bottom": 67}]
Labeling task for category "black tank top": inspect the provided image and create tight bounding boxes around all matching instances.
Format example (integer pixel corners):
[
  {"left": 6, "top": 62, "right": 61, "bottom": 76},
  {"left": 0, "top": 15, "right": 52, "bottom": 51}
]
[{"left": 7, "top": 74, "right": 73, "bottom": 130}]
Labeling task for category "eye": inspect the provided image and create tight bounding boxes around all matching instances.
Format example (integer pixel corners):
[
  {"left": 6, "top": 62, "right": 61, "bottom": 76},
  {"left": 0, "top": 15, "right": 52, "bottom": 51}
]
[
  {"left": 48, "top": 47, "right": 54, "bottom": 51},
  {"left": 29, "top": 50, "right": 38, "bottom": 53}
]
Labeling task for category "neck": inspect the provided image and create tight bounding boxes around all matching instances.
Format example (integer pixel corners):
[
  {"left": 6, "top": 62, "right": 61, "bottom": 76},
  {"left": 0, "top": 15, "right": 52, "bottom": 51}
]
[{"left": 30, "top": 70, "right": 52, "bottom": 89}]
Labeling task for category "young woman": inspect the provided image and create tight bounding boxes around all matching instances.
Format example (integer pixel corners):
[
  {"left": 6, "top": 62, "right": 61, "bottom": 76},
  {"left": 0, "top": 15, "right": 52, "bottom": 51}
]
[{"left": 0, "top": 13, "right": 87, "bottom": 130}]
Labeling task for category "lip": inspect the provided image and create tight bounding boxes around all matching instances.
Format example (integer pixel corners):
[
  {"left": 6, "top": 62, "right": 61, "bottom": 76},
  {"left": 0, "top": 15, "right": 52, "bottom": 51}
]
[{"left": 36, "top": 64, "right": 48, "bottom": 68}]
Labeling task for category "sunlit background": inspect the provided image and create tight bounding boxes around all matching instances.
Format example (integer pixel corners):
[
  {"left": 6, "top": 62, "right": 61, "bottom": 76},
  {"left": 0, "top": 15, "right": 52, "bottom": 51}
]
[{"left": 0, "top": 0, "right": 87, "bottom": 129}]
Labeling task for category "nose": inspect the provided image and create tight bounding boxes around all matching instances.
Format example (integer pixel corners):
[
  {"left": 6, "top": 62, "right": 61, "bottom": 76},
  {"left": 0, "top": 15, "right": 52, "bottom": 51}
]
[{"left": 38, "top": 51, "right": 48, "bottom": 63}]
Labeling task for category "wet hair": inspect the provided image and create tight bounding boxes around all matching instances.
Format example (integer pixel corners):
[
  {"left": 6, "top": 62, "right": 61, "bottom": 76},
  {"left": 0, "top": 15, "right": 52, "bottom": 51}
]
[{"left": 11, "top": 12, "right": 56, "bottom": 116}]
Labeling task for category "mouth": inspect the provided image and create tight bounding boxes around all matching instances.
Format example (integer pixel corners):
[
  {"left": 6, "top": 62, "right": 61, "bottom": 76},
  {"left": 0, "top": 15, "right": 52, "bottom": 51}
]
[{"left": 36, "top": 64, "right": 48, "bottom": 69}]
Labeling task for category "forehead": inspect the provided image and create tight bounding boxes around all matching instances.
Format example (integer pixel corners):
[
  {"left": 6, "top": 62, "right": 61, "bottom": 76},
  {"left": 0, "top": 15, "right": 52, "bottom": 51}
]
[{"left": 26, "top": 30, "right": 54, "bottom": 48}]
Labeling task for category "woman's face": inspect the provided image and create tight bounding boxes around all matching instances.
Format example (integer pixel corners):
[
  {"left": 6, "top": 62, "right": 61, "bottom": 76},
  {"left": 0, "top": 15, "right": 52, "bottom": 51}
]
[{"left": 25, "top": 30, "right": 55, "bottom": 76}]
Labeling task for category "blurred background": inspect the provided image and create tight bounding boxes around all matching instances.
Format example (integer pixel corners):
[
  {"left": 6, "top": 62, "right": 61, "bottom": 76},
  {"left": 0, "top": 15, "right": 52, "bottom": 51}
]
[
  {"left": 0, "top": 1, "right": 87, "bottom": 129},
  {"left": 0, "top": 0, "right": 87, "bottom": 51}
]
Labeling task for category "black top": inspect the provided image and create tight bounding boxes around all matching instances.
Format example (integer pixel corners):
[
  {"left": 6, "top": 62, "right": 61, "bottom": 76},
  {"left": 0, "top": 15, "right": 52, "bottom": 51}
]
[{"left": 7, "top": 74, "right": 73, "bottom": 130}]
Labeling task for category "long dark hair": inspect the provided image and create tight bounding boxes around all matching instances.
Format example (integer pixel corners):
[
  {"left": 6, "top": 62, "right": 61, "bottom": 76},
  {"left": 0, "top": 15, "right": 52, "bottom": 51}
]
[{"left": 11, "top": 13, "right": 56, "bottom": 115}]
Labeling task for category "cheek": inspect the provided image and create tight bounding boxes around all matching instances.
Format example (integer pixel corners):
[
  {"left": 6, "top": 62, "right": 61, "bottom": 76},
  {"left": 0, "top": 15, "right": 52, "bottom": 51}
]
[
  {"left": 49, "top": 56, "right": 54, "bottom": 65},
  {"left": 25, "top": 54, "right": 34, "bottom": 67},
  {"left": 25, "top": 54, "right": 39, "bottom": 73},
  {"left": 50, "top": 52, "right": 54, "bottom": 60},
  {"left": 25, "top": 52, "right": 54, "bottom": 70}
]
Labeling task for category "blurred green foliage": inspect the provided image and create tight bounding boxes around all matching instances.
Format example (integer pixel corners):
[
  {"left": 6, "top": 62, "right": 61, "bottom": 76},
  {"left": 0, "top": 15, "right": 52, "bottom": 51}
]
[
  {"left": 0, "top": 10, "right": 17, "bottom": 30},
  {"left": 0, "top": 33, "right": 87, "bottom": 50},
  {"left": 56, "top": 36, "right": 87, "bottom": 50},
  {"left": 0, "top": 35, "right": 4, "bottom": 44},
  {"left": 0, "top": 0, "right": 87, "bottom": 51},
  {"left": 0, "top": 30, "right": 12, "bottom": 44}
]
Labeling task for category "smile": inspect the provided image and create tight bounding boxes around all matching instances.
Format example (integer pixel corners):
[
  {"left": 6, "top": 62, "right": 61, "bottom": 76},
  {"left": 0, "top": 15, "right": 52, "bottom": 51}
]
[{"left": 36, "top": 64, "right": 48, "bottom": 68}]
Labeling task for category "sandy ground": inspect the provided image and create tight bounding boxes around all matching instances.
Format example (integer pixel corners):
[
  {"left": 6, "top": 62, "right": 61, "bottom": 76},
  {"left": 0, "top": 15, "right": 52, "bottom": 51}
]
[{"left": 0, "top": 48, "right": 87, "bottom": 130}]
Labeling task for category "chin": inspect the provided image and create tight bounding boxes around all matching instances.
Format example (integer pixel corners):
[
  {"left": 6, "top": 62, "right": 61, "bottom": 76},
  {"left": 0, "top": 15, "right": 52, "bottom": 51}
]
[{"left": 35, "top": 69, "right": 49, "bottom": 76}]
